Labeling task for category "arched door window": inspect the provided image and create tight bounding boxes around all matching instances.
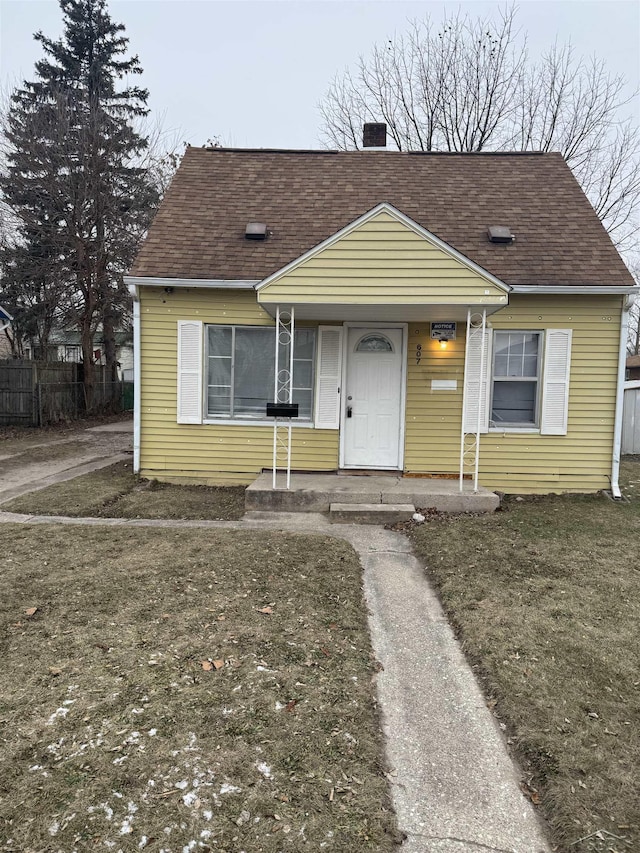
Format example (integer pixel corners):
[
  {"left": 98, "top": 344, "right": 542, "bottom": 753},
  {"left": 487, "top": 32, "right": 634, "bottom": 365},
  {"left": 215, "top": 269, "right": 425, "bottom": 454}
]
[{"left": 355, "top": 333, "right": 394, "bottom": 353}]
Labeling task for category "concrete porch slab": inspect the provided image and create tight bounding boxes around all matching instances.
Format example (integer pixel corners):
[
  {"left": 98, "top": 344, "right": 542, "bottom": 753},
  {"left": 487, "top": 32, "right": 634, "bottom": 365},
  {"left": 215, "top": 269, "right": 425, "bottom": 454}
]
[{"left": 245, "top": 472, "right": 500, "bottom": 514}]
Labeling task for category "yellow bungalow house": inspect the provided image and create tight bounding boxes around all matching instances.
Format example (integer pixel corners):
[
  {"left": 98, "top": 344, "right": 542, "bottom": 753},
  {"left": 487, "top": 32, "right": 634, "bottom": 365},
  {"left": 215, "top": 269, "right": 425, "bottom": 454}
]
[{"left": 125, "top": 141, "right": 637, "bottom": 500}]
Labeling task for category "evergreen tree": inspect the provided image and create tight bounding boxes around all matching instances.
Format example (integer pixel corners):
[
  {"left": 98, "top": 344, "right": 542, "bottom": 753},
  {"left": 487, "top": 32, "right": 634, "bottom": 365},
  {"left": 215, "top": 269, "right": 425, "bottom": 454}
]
[{"left": 0, "top": 0, "right": 159, "bottom": 394}]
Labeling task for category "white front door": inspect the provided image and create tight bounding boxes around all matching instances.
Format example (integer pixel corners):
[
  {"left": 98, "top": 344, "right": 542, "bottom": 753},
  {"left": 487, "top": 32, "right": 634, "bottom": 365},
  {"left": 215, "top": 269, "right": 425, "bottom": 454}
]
[{"left": 342, "top": 327, "right": 404, "bottom": 469}]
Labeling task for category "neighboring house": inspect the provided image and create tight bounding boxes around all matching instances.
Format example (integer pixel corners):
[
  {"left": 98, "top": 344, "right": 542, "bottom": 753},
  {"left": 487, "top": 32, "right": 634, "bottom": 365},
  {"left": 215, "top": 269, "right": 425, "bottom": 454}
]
[
  {"left": 24, "top": 328, "right": 134, "bottom": 379},
  {"left": 0, "top": 306, "right": 13, "bottom": 358},
  {"left": 627, "top": 354, "right": 640, "bottom": 381},
  {"left": 125, "top": 141, "right": 638, "bottom": 496}
]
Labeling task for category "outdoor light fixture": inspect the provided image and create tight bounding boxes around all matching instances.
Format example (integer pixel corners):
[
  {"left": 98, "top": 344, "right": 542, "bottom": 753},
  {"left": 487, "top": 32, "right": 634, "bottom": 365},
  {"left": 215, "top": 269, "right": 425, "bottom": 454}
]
[{"left": 438, "top": 337, "right": 448, "bottom": 350}]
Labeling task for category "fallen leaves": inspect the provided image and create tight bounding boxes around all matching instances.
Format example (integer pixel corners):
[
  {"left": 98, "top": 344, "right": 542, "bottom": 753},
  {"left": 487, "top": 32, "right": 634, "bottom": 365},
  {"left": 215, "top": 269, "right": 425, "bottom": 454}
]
[
  {"left": 256, "top": 605, "right": 274, "bottom": 615},
  {"left": 520, "top": 780, "right": 541, "bottom": 805},
  {"left": 201, "top": 659, "right": 224, "bottom": 672},
  {"left": 25, "top": 607, "right": 38, "bottom": 617}
]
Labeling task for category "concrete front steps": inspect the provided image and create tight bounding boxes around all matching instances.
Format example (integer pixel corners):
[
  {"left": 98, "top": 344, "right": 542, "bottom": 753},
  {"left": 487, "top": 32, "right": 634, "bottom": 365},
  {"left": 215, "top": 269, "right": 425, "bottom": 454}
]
[
  {"left": 330, "top": 502, "right": 416, "bottom": 524},
  {"left": 245, "top": 472, "right": 500, "bottom": 517}
]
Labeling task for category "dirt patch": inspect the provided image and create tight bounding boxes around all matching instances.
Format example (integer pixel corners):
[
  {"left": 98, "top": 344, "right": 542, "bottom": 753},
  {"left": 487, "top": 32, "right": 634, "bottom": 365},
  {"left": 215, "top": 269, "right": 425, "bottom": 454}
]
[
  {"left": 408, "top": 458, "right": 640, "bottom": 852},
  {"left": 3, "top": 462, "right": 246, "bottom": 521},
  {"left": 0, "top": 524, "right": 399, "bottom": 852}
]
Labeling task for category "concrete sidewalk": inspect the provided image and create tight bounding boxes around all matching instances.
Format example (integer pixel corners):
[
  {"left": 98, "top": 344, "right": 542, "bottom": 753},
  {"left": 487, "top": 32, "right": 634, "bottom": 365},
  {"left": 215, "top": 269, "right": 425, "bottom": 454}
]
[{"left": 0, "top": 507, "right": 550, "bottom": 852}]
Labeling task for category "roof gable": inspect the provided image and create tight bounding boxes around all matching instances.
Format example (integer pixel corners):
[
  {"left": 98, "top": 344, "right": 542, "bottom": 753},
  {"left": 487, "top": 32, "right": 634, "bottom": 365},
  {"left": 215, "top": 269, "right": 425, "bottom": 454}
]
[{"left": 257, "top": 203, "right": 509, "bottom": 307}]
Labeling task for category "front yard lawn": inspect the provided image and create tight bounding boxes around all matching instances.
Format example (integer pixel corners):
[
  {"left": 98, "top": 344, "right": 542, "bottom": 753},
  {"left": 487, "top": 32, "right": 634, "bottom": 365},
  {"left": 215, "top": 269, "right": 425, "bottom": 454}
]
[
  {"left": 410, "top": 458, "right": 640, "bottom": 853},
  {"left": 2, "top": 461, "right": 246, "bottom": 521},
  {"left": 0, "top": 525, "right": 398, "bottom": 851}
]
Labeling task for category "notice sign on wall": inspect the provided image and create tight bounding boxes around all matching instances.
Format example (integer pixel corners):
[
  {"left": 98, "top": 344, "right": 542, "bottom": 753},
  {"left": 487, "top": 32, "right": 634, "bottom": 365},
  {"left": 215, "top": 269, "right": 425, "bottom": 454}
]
[{"left": 430, "top": 322, "right": 457, "bottom": 340}]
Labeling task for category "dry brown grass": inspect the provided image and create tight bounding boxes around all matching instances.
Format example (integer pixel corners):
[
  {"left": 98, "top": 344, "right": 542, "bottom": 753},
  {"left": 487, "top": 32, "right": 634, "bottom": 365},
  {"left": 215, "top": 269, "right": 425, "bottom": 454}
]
[
  {"left": 2, "top": 462, "right": 246, "bottom": 521},
  {"left": 409, "top": 458, "right": 640, "bottom": 853},
  {"left": 0, "top": 524, "right": 398, "bottom": 852}
]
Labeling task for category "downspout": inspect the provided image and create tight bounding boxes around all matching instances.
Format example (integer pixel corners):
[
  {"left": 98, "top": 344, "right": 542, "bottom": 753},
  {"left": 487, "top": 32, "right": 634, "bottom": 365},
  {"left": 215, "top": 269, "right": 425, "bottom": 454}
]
[
  {"left": 611, "top": 293, "right": 635, "bottom": 498},
  {"left": 127, "top": 283, "right": 141, "bottom": 474}
]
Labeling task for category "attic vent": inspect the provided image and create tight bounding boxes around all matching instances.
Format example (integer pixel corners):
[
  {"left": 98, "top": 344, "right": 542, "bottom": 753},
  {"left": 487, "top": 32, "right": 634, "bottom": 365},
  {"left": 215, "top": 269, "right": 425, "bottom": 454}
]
[
  {"left": 487, "top": 225, "right": 515, "bottom": 244},
  {"left": 363, "top": 123, "right": 387, "bottom": 148},
  {"left": 245, "top": 222, "right": 267, "bottom": 240}
]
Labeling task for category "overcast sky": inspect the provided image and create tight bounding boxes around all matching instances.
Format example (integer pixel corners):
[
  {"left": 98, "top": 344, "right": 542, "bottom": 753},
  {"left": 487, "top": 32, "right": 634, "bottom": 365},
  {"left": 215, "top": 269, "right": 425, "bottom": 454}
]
[{"left": 1, "top": 0, "right": 639, "bottom": 149}]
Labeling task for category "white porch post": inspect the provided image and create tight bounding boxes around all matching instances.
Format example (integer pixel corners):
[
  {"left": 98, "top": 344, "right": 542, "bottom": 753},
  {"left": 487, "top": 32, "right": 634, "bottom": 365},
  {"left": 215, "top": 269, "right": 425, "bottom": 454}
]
[
  {"left": 272, "top": 306, "right": 295, "bottom": 489},
  {"left": 460, "top": 309, "right": 487, "bottom": 493}
]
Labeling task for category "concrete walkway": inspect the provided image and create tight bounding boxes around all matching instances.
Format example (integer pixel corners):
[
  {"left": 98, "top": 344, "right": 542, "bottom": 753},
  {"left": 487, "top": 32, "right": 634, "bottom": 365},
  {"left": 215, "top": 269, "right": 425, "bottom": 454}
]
[
  {"left": 0, "top": 507, "right": 550, "bottom": 853},
  {"left": 0, "top": 419, "right": 132, "bottom": 505}
]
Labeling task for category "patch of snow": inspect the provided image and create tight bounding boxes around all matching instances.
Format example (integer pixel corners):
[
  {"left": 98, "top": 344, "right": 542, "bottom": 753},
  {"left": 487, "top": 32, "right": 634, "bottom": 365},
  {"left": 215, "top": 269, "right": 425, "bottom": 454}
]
[
  {"left": 138, "top": 837, "right": 148, "bottom": 849},
  {"left": 148, "top": 728, "right": 157, "bottom": 737},
  {"left": 29, "top": 764, "right": 43, "bottom": 771},
  {"left": 219, "top": 783, "right": 241, "bottom": 795},
  {"left": 275, "top": 701, "right": 284, "bottom": 711},
  {"left": 48, "top": 821, "right": 60, "bottom": 836},
  {"left": 255, "top": 761, "right": 272, "bottom": 779},
  {"left": 47, "top": 707, "right": 70, "bottom": 726},
  {"left": 182, "top": 791, "right": 198, "bottom": 807},
  {"left": 203, "top": 810, "right": 212, "bottom": 821},
  {"left": 200, "top": 830, "right": 212, "bottom": 840},
  {"left": 175, "top": 780, "right": 189, "bottom": 790},
  {"left": 182, "top": 842, "right": 197, "bottom": 853},
  {"left": 221, "top": 708, "right": 233, "bottom": 716},
  {"left": 131, "top": 708, "right": 144, "bottom": 715},
  {"left": 118, "top": 802, "right": 138, "bottom": 835},
  {"left": 113, "top": 755, "right": 127, "bottom": 765}
]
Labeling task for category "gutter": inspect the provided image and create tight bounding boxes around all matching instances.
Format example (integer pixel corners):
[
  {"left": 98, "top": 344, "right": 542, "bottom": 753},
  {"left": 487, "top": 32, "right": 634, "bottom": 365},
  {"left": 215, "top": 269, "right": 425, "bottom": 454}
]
[
  {"left": 611, "top": 293, "right": 635, "bottom": 499},
  {"left": 123, "top": 275, "right": 258, "bottom": 290},
  {"left": 510, "top": 285, "right": 640, "bottom": 295},
  {"left": 127, "top": 283, "right": 141, "bottom": 474}
]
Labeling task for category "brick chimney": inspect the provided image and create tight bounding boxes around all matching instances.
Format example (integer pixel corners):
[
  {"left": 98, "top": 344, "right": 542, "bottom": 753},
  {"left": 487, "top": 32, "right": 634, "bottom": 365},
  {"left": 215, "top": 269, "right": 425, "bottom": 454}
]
[{"left": 362, "top": 123, "right": 387, "bottom": 148}]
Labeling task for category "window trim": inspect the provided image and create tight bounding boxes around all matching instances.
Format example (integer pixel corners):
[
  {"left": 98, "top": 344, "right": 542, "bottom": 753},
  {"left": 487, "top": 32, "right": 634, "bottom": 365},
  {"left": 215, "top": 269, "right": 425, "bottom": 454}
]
[
  {"left": 204, "top": 323, "right": 316, "bottom": 423},
  {"left": 489, "top": 329, "right": 544, "bottom": 431}
]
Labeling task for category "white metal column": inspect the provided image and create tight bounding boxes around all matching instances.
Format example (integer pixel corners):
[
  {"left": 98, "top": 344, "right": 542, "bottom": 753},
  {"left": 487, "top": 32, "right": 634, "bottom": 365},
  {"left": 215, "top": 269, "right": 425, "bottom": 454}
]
[
  {"left": 459, "top": 309, "right": 487, "bottom": 493},
  {"left": 272, "top": 306, "right": 295, "bottom": 489}
]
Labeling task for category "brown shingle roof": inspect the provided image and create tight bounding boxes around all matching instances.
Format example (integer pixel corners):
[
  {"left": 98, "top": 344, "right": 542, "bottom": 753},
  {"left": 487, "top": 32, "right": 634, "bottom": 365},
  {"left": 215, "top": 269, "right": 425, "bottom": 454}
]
[{"left": 131, "top": 147, "right": 634, "bottom": 287}]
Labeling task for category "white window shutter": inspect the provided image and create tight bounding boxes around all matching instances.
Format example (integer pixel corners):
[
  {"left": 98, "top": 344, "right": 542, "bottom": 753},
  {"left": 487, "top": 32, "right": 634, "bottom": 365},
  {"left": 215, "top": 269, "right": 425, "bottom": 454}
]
[
  {"left": 462, "top": 328, "right": 491, "bottom": 434},
  {"left": 315, "top": 326, "right": 343, "bottom": 429},
  {"left": 541, "top": 329, "right": 572, "bottom": 435},
  {"left": 177, "top": 320, "right": 203, "bottom": 424}
]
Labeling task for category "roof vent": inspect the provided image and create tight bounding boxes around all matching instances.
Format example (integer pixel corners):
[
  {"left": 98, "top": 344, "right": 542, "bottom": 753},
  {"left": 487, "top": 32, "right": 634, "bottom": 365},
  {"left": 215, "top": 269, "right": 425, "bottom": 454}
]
[
  {"left": 245, "top": 222, "right": 268, "bottom": 240},
  {"left": 363, "top": 123, "right": 387, "bottom": 148},
  {"left": 487, "top": 225, "right": 515, "bottom": 244}
]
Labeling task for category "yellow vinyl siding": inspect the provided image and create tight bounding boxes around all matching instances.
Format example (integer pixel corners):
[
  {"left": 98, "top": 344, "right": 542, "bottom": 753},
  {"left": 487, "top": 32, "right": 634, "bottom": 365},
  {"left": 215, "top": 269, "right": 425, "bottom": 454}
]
[
  {"left": 141, "top": 286, "right": 621, "bottom": 494},
  {"left": 404, "top": 295, "right": 622, "bottom": 493},
  {"left": 139, "top": 287, "right": 338, "bottom": 484},
  {"left": 258, "top": 210, "right": 507, "bottom": 305}
]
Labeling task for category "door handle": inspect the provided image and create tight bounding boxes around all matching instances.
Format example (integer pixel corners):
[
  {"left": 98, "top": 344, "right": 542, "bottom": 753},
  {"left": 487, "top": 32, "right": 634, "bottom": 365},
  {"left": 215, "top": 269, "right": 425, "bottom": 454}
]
[{"left": 347, "top": 406, "right": 353, "bottom": 418}]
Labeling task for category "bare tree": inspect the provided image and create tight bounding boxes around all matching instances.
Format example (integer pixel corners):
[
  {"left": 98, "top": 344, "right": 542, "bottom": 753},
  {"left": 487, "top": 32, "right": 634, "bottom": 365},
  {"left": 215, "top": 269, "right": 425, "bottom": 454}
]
[{"left": 320, "top": 5, "right": 640, "bottom": 265}]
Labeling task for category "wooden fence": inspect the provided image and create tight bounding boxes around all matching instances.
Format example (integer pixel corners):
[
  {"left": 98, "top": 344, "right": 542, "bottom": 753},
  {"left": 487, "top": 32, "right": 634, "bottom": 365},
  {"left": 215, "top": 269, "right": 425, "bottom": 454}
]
[
  {"left": 622, "top": 380, "right": 640, "bottom": 455},
  {"left": 0, "top": 360, "right": 130, "bottom": 426}
]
